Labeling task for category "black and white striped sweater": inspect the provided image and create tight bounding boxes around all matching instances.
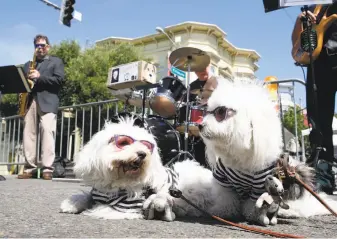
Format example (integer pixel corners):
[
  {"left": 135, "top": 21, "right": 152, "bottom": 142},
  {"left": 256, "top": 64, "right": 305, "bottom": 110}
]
[
  {"left": 91, "top": 167, "right": 179, "bottom": 213},
  {"left": 213, "top": 159, "right": 276, "bottom": 201}
]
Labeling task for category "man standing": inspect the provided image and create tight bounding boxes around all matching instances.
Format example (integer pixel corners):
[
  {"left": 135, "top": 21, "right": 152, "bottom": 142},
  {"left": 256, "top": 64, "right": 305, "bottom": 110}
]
[
  {"left": 291, "top": 4, "right": 337, "bottom": 193},
  {"left": 18, "top": 34, "right": 65, "bottom": 180}
]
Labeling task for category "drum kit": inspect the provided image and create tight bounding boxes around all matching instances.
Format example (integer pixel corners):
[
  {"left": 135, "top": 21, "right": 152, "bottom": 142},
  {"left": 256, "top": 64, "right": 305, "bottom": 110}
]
[{"left": 111, "top": 47, "right": 213, "bottom": 167}]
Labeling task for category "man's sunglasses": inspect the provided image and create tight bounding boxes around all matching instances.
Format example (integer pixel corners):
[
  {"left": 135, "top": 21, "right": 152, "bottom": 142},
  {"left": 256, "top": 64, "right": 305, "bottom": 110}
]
[{"left": 35, "top": 44, "right": 48, "bottom": 49}]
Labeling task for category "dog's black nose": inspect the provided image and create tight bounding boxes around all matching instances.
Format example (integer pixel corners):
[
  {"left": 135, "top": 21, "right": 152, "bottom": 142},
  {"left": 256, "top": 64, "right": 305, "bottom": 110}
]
[
  {"left": 198, "top": 124, "right": 204, "bottom": 131},
  {"left": 137, "top": 151, "right": 147, "bottom": 160}
]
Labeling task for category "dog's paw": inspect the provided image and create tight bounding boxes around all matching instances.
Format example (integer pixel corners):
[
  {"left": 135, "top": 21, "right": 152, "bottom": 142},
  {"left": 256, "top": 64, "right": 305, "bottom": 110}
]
[
  {"left": 162, "top": 210, "right": 175, "bottom": 222},
  {"left": 242, "top": 199, "right": 269, "bottom": 226},
  {"left": 143, "top": 193, "right": 175, "bottom": 221},
  {"left": 270, "top": 217, "right": 278, "bottom": 225},
  {"left": 59, "top": 193, "right": 92, "bottom": 214},
  {"left": 60, "top": 198, "right": 80, "bottom": 214},
  {"left": 257, "top": 214, "right": 270, "bottom": 226}
]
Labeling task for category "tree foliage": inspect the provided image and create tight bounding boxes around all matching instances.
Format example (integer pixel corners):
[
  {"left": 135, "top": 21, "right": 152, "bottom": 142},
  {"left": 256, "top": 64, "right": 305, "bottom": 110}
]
[
  {"left": 0, "top": 94, "right": 18, "bottom": 117},
  {"left": 0, "top": 40, "right": 150, "bottom": 117},
  {"left": 62, "top": 42, "right": 149, "bottom": 106},
  {"left": 282, "top": 106, "right": 307, "bottom": 137}
]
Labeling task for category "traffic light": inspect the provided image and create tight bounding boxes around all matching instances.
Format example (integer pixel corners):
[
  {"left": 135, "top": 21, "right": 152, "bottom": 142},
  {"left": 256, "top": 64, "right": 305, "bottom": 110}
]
[{"left": 60, "top": 0, "right": 75, "bottom": 27}]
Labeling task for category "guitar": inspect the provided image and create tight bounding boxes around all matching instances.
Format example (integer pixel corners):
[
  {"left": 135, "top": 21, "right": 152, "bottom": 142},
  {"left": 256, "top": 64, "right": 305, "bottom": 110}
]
[{"left": 292, "top": 4, "right": 337, "bottom": 65}]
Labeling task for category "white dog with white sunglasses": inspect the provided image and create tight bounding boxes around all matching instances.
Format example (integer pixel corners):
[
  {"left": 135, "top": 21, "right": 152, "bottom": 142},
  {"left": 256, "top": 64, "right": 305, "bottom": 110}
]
[
  {"left": 60, "top": 117, "right": 177, "bottom": 220},
  {"left": 144, "top": 77, "right": 337, "bottom": 225}
]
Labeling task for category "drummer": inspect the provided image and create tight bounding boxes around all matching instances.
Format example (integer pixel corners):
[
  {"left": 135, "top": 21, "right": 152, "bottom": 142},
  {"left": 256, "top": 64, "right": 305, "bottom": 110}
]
[{"left": 190, "top": 64, "right": 218, "bottom": 105}]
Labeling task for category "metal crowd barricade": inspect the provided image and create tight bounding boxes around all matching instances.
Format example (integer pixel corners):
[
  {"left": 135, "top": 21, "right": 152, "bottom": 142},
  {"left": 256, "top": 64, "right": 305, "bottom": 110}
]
[
  {"left": 0, "top": 99, "right": 146, "bottom": 175},
  {"left": 0, "top": 78, "right": 307, "bottom": 175},
  {"left": 263, "top": 78, "right": 307, "bottom": 160}
]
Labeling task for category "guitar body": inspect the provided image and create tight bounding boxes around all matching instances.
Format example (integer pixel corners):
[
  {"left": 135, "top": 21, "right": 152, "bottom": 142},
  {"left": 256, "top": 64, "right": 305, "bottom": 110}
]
[{"left": 292, "top": 5, "right": 337, "bottom": 65}]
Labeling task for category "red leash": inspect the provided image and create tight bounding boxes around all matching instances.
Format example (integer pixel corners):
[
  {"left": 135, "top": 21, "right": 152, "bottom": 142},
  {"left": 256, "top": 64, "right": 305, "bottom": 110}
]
[{"left": 169, "top": 188, "right": 305, "bottom": 238}]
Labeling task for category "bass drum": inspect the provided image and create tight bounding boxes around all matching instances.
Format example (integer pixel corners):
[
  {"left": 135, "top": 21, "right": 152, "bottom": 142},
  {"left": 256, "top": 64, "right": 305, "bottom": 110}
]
[{"left": 110, "top": 112, "right": 182, "bottom": 165}]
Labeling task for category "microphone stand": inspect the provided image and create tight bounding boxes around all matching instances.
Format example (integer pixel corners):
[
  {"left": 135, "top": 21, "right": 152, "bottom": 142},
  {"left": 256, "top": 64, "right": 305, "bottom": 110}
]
[{"left": 300, "top": 5, "right": 323, "bottom": 168}]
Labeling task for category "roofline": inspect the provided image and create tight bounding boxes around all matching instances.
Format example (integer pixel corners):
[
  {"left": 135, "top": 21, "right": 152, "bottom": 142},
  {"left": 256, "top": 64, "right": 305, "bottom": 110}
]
[{"left": 95, "top": 21, "right": 260, "bottom": 60}]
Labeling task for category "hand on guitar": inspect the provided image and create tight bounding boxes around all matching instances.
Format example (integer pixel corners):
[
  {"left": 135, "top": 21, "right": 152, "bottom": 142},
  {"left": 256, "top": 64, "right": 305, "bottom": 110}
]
[
  {"left": 299, "top": 10, "right": 317, "bottom": 24},
  {"left": 28, "top": 69, "right": 40, "bottom": 80}
]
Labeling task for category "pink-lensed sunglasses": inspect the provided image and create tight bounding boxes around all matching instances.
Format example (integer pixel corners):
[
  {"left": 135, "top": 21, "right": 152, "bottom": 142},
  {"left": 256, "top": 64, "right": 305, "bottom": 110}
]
[{"left": 110, "top": 135, "right": 154, "bottom": 153}]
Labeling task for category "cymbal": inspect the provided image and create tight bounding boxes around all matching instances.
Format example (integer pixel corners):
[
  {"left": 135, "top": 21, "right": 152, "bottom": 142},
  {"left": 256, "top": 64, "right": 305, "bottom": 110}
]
[{"left": 169, "top": 47, "right": 210, "bottom": 72}]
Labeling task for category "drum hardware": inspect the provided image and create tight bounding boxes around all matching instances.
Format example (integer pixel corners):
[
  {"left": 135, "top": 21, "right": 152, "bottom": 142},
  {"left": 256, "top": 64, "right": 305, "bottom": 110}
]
[
  {"left": 141, "top": 89, "right": 147, "bottom": 121},
  {"left": 165, "top": 149, "right": 195, "bottom": 167},
  {"left": 123, "top": 98, "right": 129, "bottom": 112},
  {"left": 164, "top": 134, "right": 203, "bottom": 167},
  {"left": 176, "top": 104, "right": 206, "bottom": 137},
  {"left": 134, "top": 83, "right": 160, "bottom": 123},
  {"left": 188, "top": 136, "right": 198, "bottom": 158},
  {"left": 169, "top": 47, "right": 210, "bottom": 160},
  {"left": 107, "top": 48, "right": 211, "bottom": 166},
  {"left": 149, "top": 76, "right": 187, "bottom": 118},
  {"left": 166, "top": 129, "right": 182, "bottom": 150}
]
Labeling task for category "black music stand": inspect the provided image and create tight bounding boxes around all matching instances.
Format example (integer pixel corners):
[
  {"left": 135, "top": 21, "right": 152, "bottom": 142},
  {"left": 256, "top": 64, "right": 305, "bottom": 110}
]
[
  {"left": 0, "top": 65, "right": 31, "bottom": 95},
  {"left": 0, "top": 64, "right": 31, "bottom": 181}
]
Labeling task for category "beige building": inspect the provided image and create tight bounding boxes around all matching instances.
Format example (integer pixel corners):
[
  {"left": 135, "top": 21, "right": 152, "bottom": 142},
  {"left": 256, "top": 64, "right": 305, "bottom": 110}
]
[{"left": 96, "top": 21, "right": 261, "bottom": 83}]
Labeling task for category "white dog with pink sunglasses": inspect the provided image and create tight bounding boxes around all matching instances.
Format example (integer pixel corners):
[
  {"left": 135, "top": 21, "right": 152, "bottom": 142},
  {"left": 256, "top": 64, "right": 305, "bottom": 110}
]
[{"left": 59, "top": 117, "right": 177, "bottom": 220}]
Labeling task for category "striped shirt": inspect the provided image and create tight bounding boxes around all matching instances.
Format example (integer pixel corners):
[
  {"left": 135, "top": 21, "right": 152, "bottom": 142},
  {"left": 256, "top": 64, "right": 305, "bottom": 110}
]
[
  {"left": 91, "top": 167, "right": 179, "bottom": 213},
  {"left": 164, "top": 167, "right": 179, "bottom": 190},
  {"left": 213, "top": 159, "right": 276, "bottom": 201}
]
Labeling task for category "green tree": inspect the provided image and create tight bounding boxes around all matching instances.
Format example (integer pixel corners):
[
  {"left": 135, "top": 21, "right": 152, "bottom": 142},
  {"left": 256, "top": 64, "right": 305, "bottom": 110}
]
[
  {"left": 0, "top": 41, "right": 150, "bottom": 116},
  {"left": 49, "top": 39, "right": 81, "bottom": 67},
  {"left": 282, "top": 106, "right": 307, "bottom": 134},
  {"left": 49, "top": 39, "right": 81, "bottom": 107},
  {"left": 63, "top": 42, "right": 149, "bottom": 105},
  {"left": 282, "top": 105, "right": 308, "bottom": 146},
  {"left": 0, "top": 94, "right": 18, "bottom": 117}
]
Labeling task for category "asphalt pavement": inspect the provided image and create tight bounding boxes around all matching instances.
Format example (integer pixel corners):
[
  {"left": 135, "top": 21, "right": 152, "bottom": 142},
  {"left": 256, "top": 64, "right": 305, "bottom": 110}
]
[{"left": 1, "top": 175, "right": 337, "bottom": 238}]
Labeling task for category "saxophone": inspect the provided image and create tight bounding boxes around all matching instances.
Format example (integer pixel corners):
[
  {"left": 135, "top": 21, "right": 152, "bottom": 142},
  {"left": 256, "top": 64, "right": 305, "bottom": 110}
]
[{"left": 18, "top": 48, "right": 37, "bottom": 117}]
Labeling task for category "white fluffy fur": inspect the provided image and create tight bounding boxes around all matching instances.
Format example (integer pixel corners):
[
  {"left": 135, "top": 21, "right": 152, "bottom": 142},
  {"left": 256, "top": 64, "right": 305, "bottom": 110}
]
[
  {"left": 167, "top": 160, "right": 241, "bottom": 219},
  {"left": 200, "top": 77, "right": 337, "bottom": 222},
  {"left": 60, "top": 117, "right": 168, "bottom": 219},
  {"left": 201, "top": 78, "right": 283, "bottom": 172}
]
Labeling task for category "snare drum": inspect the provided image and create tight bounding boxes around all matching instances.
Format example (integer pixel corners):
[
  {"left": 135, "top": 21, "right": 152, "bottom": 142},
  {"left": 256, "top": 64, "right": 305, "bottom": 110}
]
[
  {"left": 176, "top": 104, "right": 206, "bottom": 137},
  {"left": 149, "top": 76, "right": 186, "bottom": 118},
  {"left": 110, "top": 112, "right": 182, "bottom": 165}
]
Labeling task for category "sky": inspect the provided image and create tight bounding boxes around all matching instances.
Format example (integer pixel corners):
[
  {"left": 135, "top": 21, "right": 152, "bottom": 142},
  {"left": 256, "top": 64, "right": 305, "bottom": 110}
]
[{"left": 0, "top": 0, "right": 333, "bottom": 111}]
